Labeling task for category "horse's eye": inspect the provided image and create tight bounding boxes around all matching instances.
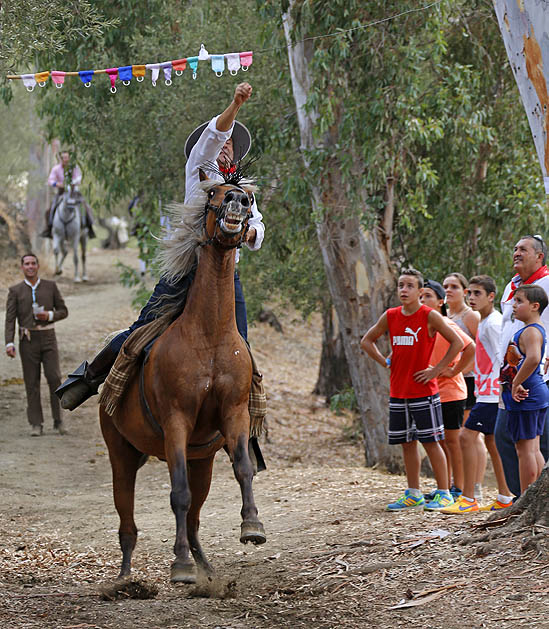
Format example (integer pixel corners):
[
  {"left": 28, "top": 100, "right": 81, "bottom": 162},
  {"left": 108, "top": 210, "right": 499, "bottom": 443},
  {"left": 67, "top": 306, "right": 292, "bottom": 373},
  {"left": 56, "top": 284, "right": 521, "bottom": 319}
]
[{"left": 208, "top": 190, "right": 216, "bottom": 198}]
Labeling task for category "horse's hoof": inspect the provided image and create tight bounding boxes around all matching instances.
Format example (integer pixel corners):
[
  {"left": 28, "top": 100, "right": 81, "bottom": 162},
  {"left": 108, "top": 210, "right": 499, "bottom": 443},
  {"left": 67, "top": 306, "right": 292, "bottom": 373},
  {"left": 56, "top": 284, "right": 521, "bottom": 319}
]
[
  {"left": 82, "top": 276, "right": 88, "bottom": 282},
  {"left": 170, "top": 560, "right": 196, "bottom": 584},
  {"left": 55, "top": 270, "right": 62, "bottom": 276},
  {"left": 240, "top": 521, "right": 266, "bottom": 545},
  {"left": 74, "top": 277, "right": 82, "bottom": 283}
]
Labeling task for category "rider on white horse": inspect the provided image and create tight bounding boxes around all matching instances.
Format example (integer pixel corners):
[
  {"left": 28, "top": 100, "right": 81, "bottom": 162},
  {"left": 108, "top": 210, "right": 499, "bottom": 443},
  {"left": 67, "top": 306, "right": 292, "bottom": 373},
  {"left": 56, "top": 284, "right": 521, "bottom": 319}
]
[{"left": 42, "top": 150, "right": 95, "bottom": 239}]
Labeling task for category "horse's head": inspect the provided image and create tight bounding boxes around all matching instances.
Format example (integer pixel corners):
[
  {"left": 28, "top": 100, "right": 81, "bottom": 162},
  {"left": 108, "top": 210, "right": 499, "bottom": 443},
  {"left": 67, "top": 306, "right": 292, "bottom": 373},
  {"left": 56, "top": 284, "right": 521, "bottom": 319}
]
[{"left": 201, "top": 179, "right": 254, "bottom": 249}]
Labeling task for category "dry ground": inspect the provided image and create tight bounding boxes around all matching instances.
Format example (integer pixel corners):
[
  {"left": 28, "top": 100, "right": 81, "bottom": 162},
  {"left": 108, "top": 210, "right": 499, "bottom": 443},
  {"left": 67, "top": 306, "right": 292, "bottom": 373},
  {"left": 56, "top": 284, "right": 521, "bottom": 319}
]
[{"left": 0, "top": 245, "right": 547, "bottom": 628}]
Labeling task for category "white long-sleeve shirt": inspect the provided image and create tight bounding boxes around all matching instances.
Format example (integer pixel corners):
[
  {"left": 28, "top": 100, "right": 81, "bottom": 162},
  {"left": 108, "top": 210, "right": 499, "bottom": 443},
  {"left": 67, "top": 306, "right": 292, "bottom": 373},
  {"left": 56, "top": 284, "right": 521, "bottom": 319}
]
[
  {"left": 185, "top": 115, "right": 264, "bottom": 263},
  {"left": 500, "top": 273, "right": 549, "bottom": 382}
]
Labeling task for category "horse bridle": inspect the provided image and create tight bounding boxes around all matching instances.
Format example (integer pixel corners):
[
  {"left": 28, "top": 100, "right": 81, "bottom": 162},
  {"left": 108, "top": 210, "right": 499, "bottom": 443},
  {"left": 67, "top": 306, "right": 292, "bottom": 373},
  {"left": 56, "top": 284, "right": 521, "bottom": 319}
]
[{"left": 200, "top": 185, "right": 253, "bottom": 250}]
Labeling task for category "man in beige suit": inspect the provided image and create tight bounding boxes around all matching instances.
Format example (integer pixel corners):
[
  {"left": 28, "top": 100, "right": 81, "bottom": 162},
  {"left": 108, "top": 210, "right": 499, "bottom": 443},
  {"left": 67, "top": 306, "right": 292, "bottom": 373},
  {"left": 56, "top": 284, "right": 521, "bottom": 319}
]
[{"left": 5, "top": 253, "right": 68, "bottom": 436}]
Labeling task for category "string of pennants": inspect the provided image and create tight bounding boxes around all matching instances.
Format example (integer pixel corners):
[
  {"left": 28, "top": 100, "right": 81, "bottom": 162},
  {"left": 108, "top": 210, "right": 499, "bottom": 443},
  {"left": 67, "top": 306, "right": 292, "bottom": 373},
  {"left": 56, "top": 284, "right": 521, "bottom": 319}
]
[{"left": 7, "top": 45, "right": 253, "bottom": 94}]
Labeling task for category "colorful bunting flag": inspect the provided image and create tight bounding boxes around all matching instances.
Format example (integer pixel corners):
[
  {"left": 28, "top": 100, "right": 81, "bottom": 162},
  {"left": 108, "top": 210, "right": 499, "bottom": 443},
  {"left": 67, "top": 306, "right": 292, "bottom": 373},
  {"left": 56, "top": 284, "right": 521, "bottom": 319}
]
[
  {"left": 78, "top": 70, "right": 94, "bottom": 87},
  {"left": 34, "top": 71, "right": 50, "bottom": 86},
  {"left": 118, "top": 66, "right": 133, "bottom": 85},
  {"left": 240, "top": 51, "right": 253, "bottom": 71},
  {"left": 187, "top": 56, "right": 199, "bottom": 80},
  {"left": 172, "top": 58, "right": 187, "bottom": 75},
  {"left": 51, "top": 71, "right": 66, "bottom": 88},
  {"left": 161, "top": 61, "right": 173, "bottom": 85},
  {"left": 132, "top": 65, "right": 146, "bottom": 82},
  {"left": 7, "top": 46, "right": 254, "bottom": 93},
  {"left": 105, "top": 68, "right": 118, "bottom": 93},
  {"left": 211, "top": 55, "right": 225, "bottom": 77},
  {"left": 21, "top": 74, "right": 36, "bottom": 91},
  {"left": 225, "top": 53, "right": 241, "bottom": 76}
]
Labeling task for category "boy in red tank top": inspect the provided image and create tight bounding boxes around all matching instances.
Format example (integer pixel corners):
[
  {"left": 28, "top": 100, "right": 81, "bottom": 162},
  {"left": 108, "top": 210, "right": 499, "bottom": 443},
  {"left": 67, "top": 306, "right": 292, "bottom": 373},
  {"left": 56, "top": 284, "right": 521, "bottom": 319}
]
[{"left": 361, "top": 269, "right": 464, "bottom": 511}]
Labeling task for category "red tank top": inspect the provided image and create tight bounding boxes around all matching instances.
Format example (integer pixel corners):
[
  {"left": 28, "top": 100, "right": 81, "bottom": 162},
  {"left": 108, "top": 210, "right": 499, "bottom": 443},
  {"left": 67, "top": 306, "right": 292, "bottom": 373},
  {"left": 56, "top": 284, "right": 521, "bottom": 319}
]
[{"left": 386, "top": 305, "right": 438, "bottom": 398}]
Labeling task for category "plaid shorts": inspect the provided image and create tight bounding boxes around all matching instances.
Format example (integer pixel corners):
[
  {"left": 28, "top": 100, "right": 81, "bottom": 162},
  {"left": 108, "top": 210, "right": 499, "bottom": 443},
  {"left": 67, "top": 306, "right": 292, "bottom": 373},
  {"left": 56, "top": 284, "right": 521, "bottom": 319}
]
[{"left": 388, "top": 395, "right": 444, "bottom": 444}]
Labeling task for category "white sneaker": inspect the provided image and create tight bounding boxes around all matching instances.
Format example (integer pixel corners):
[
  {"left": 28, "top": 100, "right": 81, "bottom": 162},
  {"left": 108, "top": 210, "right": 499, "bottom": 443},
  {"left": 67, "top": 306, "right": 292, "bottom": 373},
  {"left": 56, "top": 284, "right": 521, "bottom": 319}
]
[
  {"left": 30, "top": 425, "right": 43, "bottom": 437},
  {"left": 54, "top": 421, "right": 68, "bottom": 435}
]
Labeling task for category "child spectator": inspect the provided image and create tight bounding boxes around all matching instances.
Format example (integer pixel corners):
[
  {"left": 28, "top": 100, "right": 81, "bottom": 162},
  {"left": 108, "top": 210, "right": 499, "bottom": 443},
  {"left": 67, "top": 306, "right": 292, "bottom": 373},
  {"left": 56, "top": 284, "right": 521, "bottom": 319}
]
[
  {"left": 420, "top": 279, "right": 475, "bottom": 500},
  {"left": 442, "top": 275, "right": 513, "bottom": 513},
  {"left": 501, "top": 284, "right": 549, "bottom": 493},
  {"left": 443, "top": 272, "right": 487, "bottom": 501},
  {"left": 361, "top": 269, "right": 463, "bottom": 511}
]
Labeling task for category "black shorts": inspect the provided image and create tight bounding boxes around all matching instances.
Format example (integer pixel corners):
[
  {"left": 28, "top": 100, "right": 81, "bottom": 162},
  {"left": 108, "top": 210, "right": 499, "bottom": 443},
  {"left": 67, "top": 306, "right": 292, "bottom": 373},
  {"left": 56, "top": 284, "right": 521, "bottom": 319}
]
[
  {"left": 464, "top": 402, "right": 498, "bottom": 434},
  {"left": 441, "top": 399, "right": 465, "bottom": 430},
  {"left": 464, "top": 376, "right": 476, "bottom": 410},
  {"left": 388, "top": 395, "right": 444, "bottom": 445}
]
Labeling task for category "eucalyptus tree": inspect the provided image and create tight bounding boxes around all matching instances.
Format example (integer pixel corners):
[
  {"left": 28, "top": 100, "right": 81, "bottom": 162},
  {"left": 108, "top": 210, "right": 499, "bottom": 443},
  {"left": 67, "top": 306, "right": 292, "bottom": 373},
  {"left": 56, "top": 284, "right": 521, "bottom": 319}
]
[{"left": 260, "top": 0, "right": 547, "bottom": 466}]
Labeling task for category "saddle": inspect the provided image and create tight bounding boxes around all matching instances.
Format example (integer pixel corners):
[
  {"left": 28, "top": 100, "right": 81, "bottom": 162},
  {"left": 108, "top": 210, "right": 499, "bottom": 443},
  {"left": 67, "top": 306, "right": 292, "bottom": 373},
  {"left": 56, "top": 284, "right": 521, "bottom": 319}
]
[{"left": 98, "top": 315, "right": 267, "bottom": 447}]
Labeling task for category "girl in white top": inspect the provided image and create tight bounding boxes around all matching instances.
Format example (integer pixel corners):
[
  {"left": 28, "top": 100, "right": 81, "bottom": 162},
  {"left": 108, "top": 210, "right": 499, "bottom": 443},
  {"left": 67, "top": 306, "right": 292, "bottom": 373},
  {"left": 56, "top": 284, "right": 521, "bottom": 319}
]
[{"left": 443, "top": 272, "right": 486, "bottom": 498}]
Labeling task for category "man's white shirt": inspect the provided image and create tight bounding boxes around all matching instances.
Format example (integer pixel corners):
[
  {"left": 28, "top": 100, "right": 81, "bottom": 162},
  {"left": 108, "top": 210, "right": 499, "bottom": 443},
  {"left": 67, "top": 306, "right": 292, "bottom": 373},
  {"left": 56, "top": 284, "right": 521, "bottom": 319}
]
[
  {"left": 500, "top": 274, "right": 549, "bottom": 382},
  {"left": 184, "top": 115, "right": 264, "bottom": 263}
]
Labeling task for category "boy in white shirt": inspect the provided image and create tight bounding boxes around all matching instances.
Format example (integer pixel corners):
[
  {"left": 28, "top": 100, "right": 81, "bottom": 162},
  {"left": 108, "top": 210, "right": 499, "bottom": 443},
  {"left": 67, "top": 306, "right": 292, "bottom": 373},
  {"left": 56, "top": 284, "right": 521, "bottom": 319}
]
[{"left": 442, "top": 275, "right": 513, "bottom": 513}]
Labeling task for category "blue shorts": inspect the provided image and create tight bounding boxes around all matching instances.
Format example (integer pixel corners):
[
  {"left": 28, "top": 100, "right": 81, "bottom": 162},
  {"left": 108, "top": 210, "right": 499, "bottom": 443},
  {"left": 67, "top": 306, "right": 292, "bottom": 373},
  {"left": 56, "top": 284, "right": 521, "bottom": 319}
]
[
  {"left": 464, "top": 402, "right": 498, "bottom": 434},
  {"left": 507, "top": 407, "right": 548, "bottom": 442},
  {"left": 388, "top": 395, "right": 444, "bottom": 444}
]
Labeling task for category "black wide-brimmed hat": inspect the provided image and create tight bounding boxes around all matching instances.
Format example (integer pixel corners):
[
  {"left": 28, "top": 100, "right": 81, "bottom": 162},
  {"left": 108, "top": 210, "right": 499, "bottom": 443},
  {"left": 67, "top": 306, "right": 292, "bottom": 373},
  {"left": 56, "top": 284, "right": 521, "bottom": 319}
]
[{"left": 184, "top": 120, "right": 252, "bottom": 161}]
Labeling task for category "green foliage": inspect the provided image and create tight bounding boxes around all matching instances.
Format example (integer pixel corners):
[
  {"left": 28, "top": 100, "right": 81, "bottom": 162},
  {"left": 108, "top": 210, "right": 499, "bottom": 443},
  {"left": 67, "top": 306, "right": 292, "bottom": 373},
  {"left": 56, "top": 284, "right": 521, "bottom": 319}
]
[
  {"left": 259, "top": 0, "right": 547, "bottom": 295},
  {"left": 115, "top": 261, "right": 150, "bottom": 308},
  {"left": 329, "top": 386, "right": 358, "bottom": 415},
  {"left": 0, "top": 1, "right": 117, "bottom": 95}
]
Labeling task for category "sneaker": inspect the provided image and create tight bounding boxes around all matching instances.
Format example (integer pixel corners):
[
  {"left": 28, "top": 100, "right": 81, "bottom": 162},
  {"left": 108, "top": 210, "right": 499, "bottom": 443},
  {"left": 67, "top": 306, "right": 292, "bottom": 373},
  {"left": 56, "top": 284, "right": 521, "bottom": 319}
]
[
  {"left": 423, "top": 488, "right": 437, "bottom": 501},
  {"left": 54, "top": 421, "right": 68, "bottom": 435},
  {"left": 450, "top": 484, "right": 463, "bottom": 500},
  {"left": 479, "top": 499, "right": 512, "bottom": 511},
  {"left": 424, "top": 490, "right": 454, "bottom": 511},
  {"left": 30, "top": 425, "right": 43, "bottom": 437},
  {"left": 386, "top": 490, "right": 425, "bottom": 511},
  {"left": 440, "top": 495, "right": 479, "bottom": 514}
]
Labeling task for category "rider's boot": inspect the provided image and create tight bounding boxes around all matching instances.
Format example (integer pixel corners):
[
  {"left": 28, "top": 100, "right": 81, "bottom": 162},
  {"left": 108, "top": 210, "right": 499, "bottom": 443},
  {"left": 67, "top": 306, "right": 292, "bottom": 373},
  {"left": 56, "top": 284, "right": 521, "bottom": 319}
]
[
  {"left": 56, "top": 344, "right": 118, "bottom": 410},
  {"left": 40, "top": 209, "right": 53, "bottom": 239}
]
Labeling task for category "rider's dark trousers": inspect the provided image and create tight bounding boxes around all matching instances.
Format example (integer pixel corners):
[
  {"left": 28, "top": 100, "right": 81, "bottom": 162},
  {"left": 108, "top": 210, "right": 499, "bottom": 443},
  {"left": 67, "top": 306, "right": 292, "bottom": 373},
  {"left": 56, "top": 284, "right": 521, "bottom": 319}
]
[
  {"left": 109, "top": 270, "right": 248, "bottom": 354},
  {"left": 19, "top": 329, "right": 62, "bottom": 428}
]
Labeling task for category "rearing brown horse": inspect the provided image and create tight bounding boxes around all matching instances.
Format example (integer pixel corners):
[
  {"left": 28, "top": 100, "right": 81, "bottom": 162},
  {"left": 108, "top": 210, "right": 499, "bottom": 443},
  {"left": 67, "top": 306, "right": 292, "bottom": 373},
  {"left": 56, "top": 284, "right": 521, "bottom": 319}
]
[{"left": 99, "top": 176, "right": 266, "bottom": 584}]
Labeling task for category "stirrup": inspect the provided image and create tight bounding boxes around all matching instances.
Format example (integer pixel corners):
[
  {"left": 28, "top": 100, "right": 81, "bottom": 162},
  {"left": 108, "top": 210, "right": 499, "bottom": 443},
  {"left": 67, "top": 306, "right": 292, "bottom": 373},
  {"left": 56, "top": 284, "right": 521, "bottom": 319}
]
[{"left": 55, "top": 361, "right": 100, "bottom": 410}]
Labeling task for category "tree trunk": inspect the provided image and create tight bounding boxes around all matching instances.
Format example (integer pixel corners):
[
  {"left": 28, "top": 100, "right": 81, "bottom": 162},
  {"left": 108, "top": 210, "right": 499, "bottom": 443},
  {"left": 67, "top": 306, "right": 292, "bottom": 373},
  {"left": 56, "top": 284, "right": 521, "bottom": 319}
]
[
  {"left": 313, "top": 300, "right": 352, "bottom": 399},
  {"left": 494, "top": 1, "right": 549, "bottom": 186},
  {"left": 493, "top": 0, "right": 549, "bottom": 523},
  {"left": 26, "top": 139, "right": 52, "bottom": 250},
  {"left": 283, "top": 8, "right": 399, "bottom": 469}
]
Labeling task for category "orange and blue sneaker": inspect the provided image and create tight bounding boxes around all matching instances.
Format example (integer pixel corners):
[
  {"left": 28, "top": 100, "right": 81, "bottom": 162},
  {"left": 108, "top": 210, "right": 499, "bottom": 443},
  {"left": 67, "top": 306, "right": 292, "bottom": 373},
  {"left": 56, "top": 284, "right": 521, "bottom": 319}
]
[
  {"left": 424, "top": 490, "right": 454, "bottom": 511},
  {"left": 386, "top": 490, "right": 425, "bottom": 511},
  {"left": 440, "top": 495, "right": 479, "bottom": 514},
  {"left": 479, "top": 498, "right": 513, "bottom": 511}
]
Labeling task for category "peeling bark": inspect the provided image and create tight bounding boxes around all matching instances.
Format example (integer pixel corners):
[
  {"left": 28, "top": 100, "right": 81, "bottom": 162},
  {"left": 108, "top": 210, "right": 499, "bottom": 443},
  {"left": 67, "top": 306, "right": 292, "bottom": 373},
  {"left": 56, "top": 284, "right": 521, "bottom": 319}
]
[{"left": 494, "top": 0, "right": 549, "bottom": 179}]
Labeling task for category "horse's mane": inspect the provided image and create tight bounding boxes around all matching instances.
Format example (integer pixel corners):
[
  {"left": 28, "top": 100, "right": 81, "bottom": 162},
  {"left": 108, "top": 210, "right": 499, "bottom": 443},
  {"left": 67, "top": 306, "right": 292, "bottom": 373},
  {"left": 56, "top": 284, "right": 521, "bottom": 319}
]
[{"left": 156, "top": 177, "right": 257, "bottom": 285}]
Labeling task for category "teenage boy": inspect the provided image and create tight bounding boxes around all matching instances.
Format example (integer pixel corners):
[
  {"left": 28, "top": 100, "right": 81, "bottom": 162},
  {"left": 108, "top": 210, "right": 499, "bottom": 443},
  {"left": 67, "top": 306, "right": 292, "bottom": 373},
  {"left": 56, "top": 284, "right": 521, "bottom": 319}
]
[
  {"left": 442, "top": 275, "right": 513, "bottom": 513},
  {"left": 361, "top": 269, "right": 463, "bottom": 511},
  {"left": 501, "top": 284, "right": 549, "bottom": 494}
]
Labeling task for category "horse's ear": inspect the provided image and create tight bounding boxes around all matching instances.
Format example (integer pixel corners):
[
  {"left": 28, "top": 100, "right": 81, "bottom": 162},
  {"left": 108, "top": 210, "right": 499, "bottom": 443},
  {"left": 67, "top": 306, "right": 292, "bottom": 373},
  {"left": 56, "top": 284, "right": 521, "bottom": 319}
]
[{"left": 199, "top": 169, "right": 209, "bottom": 182}]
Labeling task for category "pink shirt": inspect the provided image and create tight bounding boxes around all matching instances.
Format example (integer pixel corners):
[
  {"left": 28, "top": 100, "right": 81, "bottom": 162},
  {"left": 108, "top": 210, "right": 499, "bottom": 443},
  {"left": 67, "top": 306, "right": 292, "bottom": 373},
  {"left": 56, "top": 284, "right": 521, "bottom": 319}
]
[{"left": 47, "top": 163, "right": 82, "bottom": 187}]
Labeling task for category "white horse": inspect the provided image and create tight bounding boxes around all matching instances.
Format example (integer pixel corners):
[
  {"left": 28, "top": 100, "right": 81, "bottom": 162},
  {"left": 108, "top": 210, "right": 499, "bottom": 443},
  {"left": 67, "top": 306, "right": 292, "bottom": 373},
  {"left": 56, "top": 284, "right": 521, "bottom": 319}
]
[{"left": 52, "top": 184, "right": 88, "bottom": 282}]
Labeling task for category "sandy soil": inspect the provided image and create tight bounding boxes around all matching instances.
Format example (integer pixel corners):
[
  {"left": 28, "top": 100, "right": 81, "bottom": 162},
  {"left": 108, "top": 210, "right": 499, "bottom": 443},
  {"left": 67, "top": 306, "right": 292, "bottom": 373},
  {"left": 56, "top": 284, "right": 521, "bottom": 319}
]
[{"left": 0, "top": 246, "right": 547, "bottom": 629}]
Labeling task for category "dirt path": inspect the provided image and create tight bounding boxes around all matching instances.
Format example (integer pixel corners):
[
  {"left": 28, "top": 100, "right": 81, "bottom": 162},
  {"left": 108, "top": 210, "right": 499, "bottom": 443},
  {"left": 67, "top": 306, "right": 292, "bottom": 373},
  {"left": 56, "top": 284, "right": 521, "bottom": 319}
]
[{"left": 0, "top": 247, "right": 547, "bottom": 628}]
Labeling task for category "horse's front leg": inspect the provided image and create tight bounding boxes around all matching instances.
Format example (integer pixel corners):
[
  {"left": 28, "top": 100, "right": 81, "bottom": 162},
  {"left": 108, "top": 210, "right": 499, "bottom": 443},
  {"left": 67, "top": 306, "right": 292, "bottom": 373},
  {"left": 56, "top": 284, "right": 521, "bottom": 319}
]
[
  {"left": 165, "top": 428, "right": 196, "bottom": 583},
  {"left": 73, "top": 238, "right": 81, "bottom": 282},
  {"left": 223, "top": 405, "right": 266, "bottom": 546},
  {"left": 81, "top": 235, "right": 88, "bottom": 281},
  {"left": 52, "top": 235, "right": 64, "bottom": 275}
]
